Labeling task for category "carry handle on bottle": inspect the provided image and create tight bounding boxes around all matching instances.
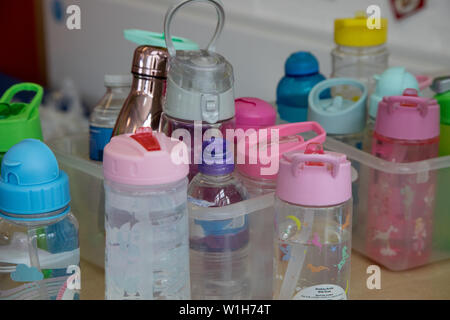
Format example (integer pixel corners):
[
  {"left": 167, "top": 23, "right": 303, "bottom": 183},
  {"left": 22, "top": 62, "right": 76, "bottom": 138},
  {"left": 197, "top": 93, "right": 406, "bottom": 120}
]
[
  {"left": 164, "top": 0, "right": 225, "bottom": 57},
  {"left": 309, "top": 77, "right": 367, "bottom": 111},
  {"left": 0, "top": 83, "right": 43, "bottom": 119},
  {"left": 271, "top": 121, "right": 327, "bottom": 155},
  {"left": 384, "top": 89, "right": 434, "bottom": 117},
  {"left": 288, "top": 153, "right": 343, "bottom": 178}
]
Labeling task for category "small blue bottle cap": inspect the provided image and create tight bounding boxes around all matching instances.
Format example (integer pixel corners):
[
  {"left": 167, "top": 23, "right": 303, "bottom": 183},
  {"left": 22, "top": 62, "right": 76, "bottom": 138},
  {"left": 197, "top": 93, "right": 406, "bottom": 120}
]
[
  {"left": 369, "top": 67, "right": 420, "bottom": 119},
  {"left": 308, "top": 78, "right": 368, "bottom": 135},
  {"left": 0, "top": 139, "right": 70, "bottom": 219},
  {"left": 285, "top": 51, "right": 320, "bottom": 76},
  {"left": 198, "top": 138, "right": 234, "bottom": 176}
]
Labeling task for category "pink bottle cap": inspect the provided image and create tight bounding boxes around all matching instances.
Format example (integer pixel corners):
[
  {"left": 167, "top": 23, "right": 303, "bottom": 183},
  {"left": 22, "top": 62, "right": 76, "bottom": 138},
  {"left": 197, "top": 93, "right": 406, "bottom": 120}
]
[
  {"left": 103, "top": 128, "right": 188, "bottom": 185},
  {"left": 236, "top": 121, "right": 326, "bottom": 180},
  {"left": 415, "top": 75, "right": 433, "bottom": 91},
  {"left": 235, "top": 97, "right": 277, "bottom": 130},
  {"left": 276, "top": 145, "right": 352, "bottom": 206},
  {"left": 375, "top": 88, "right": 440, "bottom": 141}
]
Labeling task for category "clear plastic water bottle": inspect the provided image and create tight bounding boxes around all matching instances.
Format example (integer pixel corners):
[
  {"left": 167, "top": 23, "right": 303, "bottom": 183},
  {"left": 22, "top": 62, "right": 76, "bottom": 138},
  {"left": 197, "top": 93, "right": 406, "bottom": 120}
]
[
  {"left": 363, "top": 67, "right": 419, "bottom": 152},
  {"left": 0, "top": 139, "right": 80, "bottom": 300},
  {"left": 188, "top": 138, "right": 250, "bottom": 299},
  {"left": 331, "top": 11, "right": 388, "bottom": 94},
  {"left": 235, "top": 122, "right": 326, "bottom": 299},
  {"left": 367, "top": 89, "right": 439, "bottom": 270},
  {"left": 160, "top": 0, "right": 235, "bottom": 180},
  {"left": 274, "top": 143, "right": 352, "bottom": 300},
  {"left": 89, "top": 74, "right": 131, "bottom": 161},
  {"left": 103, "top": 128, "right": 190, "bottom": 300}
]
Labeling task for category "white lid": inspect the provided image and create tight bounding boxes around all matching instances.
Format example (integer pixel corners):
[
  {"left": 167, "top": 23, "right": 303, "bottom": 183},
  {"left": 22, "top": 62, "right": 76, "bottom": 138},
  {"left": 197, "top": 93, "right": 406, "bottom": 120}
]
[{"left": 104, "top": 74, "right": 132, "bottom": 87}]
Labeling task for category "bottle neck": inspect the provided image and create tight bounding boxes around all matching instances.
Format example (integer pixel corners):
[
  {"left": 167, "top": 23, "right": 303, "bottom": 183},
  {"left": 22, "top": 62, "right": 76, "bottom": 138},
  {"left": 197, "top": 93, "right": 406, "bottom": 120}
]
[
  {"left": 131, "top": 74, "right": 166, "bottom": 93},
  {"left": 106, "top": 85, "right": 131, "bottom": 96}
]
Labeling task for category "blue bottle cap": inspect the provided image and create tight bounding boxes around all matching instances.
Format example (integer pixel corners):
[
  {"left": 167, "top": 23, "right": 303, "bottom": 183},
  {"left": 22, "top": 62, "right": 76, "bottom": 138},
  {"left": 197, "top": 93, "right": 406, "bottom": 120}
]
[
  {"left": 369, "top": 67, "right": 420, "bottom": 119},
  {"left": 0, "top": 139, "right": 70, "bottom": 220},
  {"left": 198, "top": 138, "right": 234, "bottom": 176},
  {"left": 285, "top": 51, "right": 320, "bottom": 76},
  {"left": 308, "top": 78, "right": 368, "bottom": 135}
]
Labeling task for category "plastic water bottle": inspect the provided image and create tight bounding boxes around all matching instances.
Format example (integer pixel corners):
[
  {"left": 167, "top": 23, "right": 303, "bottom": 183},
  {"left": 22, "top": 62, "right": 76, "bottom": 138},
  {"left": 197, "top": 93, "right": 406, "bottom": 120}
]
[
  {"left": 188, "top": 138, "right": 250, "bottom": 299},
  {"left": 331, "top": 11, "right": 388, "bottom": 94},
  {"left": 103, "top": 128, "right": 190, "bottom": 300},
  {"left": 160, "top": 0, "right": 235, "bottom": 180},
  {"left": 363, "top": 67, "right": 419, "bottom": 152},
  {"left": 235, "top": 122, "right": 326, "bottom": 299},
  {"left": 431, "top": 76, "right": 450, "bottom": 156},
  {"left": 235, "top": 97, "right": 276, "bottom": 132},
  {"left": 367, "top": 89, "right": 439, "bottom": 270},
  {"left": 308, "top": 77, "right": 368, "bottom": 149},
  {"left": 277, "top": 51, "right": 328, "bottom": 123},
  {"left": 274, "top": 143, "right": 352, "bottom": 300},
  {"left": 431, "top": 76, "right": 450, "bottom": 252},
  {"left": 0, "top": 83, "right": 44, "bottom": 164},
  {"left": 89, "top": 74, "right": 132, "bottom": 161},
  {"left": 0, "top": 139, "right": 80, "bottom": 300}
]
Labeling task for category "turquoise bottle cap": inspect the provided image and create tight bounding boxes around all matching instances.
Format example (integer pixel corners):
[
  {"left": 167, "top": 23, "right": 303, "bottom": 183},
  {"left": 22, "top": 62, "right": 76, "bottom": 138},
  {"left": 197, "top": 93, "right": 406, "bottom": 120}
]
[
  {"left": 124, "top": 29, "right": 199, "bottom": 51},
  {"left": 0, "top": 139, "right": 70, "bottom": 220},
  {"left": 308, "top": 78, "right": 368, "bottom": 135},
  {"left": 369, "top": 67, "right": 419, "bottom": 119}
]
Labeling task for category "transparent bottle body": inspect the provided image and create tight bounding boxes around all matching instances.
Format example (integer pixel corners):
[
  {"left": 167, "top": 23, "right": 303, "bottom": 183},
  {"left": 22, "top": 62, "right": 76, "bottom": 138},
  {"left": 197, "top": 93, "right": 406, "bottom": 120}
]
[
  {"left": 235, "top": 170, "right": 276, "bottom": 299},
  {"left": 331, "top": 44, "right": 388, "bottom": 94},
  {"left": 89, "top": 85, "right": 130, "bottom": 161},
  {"left": 274, "top": 197, "right": 352, "bottom": 300},
  {"left": 366, "top": 132, "right": 439, "bottom": 270},
  {"left": 160, "top": 113, "right": 235, "bottom": 181},
  {"left": 188, "top": 172, "right": 251, "bottom": 299},
  {"left": 0, "top": 212, "right": 80, "bottom": 300},
  {"left": 104, "top": 178, "right": 190, "bottom": 300}
]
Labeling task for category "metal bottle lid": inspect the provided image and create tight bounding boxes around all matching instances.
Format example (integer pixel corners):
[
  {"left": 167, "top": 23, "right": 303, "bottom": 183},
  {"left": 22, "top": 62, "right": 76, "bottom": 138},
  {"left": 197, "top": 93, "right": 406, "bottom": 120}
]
[{"left": 131, "top": 45, "right": 169, "bottom": 78}]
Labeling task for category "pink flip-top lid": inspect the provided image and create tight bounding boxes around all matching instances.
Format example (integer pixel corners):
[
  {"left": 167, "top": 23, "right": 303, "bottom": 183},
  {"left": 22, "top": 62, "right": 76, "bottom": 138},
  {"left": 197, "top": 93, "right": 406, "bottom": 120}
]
[
  {"left": 235, "top": 97, "right": 277, "bottom": 130},
  {"left": 236, "top": 121, "right": 326, "bottom": 180},
  {"left": 103, "top": 128, "right": 188, "bottom": 185},
  {"left": 276, "top": 145, "right": 352, "bottom": 206},
  {"left": 375, "top": 88, "right": 440, "bottom": 141}
]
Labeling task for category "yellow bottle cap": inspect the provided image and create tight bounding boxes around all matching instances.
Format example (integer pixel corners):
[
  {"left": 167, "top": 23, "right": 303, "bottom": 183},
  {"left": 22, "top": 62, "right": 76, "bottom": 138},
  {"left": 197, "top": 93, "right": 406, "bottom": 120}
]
[{"left": 334, "top": 11, "right": 388, "bottom": 47}]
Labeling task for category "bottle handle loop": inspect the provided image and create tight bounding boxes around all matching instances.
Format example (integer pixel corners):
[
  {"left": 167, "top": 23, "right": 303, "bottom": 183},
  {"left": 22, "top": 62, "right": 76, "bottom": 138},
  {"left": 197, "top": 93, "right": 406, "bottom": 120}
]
[{"left": 164, "top": 0, "right": 225, "bottom": 57}]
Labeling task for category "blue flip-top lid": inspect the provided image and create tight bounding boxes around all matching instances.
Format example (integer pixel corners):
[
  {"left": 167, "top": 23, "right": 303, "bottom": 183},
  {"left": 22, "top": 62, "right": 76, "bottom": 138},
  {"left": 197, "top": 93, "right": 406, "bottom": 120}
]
[
  {"left": 285, "top": 51, "right": 320, "bottom": 76},
  {"left": 0, "top": 139, "right": 70, "bottom": 218}
]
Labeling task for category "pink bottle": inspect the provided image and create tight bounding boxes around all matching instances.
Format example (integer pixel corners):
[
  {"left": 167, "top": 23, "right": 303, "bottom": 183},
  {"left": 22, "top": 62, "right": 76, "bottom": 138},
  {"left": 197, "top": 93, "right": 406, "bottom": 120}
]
[
  {"left": 367, "top": 88, "right": 440, "bottom": 270},
  {"left": 274, "top": 144, "right": 352, "bottom": 300},
  {"left": 234, "top": 121, "right": 326, "bottom": 299},
  {"left": 235, "top": 97, "right": 276, "bottom": 131}
]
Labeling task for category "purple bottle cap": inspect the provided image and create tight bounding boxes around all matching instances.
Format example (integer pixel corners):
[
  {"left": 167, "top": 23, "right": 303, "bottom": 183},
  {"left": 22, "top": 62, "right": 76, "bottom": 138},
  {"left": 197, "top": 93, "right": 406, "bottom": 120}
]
[{"left": 199, "top": 138, "right": 234, "bottom": 175}]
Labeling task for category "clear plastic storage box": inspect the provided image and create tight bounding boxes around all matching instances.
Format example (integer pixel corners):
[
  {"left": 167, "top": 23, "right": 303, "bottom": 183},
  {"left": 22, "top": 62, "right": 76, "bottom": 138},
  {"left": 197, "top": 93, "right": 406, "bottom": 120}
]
[{"left": 48, "top": 132, "right": 450, "bottom": 285}]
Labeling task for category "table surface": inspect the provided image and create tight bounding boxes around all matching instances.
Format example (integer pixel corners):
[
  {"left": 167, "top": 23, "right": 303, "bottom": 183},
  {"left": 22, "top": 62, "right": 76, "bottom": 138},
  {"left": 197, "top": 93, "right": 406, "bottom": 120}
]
[{"left": 80, "top": 250, "right": 450, "bottom": 300}]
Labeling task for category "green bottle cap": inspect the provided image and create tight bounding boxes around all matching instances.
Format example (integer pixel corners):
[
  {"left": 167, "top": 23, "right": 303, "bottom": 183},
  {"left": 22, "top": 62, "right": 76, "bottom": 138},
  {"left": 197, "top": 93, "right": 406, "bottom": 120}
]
[
  {"left": 124, "top": 29, "right": 199, "bottom": 51},
  {"left": 0, "top": 83, "right": 44, "bottom": 161},
  {"left": 431, "top": 76, "right": 450, "bottom": 125}
]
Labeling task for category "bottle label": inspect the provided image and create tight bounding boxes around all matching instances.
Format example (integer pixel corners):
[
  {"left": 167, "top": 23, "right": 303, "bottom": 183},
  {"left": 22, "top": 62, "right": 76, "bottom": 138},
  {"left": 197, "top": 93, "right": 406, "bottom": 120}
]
[
  {"left": 293, "top": 284, "right": 347, "bottom": 300},
  {"left": 188, "top": 196, "right": 249, "bottom": 252},
  {"left": 89, "top": 125, "right": 113, "bottom": 161}
]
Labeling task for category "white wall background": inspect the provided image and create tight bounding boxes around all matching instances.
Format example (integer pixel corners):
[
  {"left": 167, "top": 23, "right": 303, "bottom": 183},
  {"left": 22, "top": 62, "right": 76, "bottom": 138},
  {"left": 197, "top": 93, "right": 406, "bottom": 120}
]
[{"left": 43, "top": 0, "right": 450, "bottom": 108}]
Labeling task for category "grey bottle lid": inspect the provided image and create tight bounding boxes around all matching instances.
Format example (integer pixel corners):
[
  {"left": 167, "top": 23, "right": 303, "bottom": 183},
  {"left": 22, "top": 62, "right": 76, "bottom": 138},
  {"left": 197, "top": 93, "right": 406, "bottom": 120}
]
[
  {"left": 431, "top": 76, "right": 450, "bottom": 94},
  {"left": 163, "top": 0, "right": 234, "bottom": 123}
]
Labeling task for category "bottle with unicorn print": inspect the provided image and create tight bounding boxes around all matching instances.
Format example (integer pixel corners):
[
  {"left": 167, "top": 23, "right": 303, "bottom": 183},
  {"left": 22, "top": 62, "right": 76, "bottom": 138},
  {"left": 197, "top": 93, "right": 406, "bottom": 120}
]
[
  {"left": 367, "top": 89, "right": 440, "bottom": 270},
  {"left": 273, "top": 143, "right": 352, "bottom": 300}
]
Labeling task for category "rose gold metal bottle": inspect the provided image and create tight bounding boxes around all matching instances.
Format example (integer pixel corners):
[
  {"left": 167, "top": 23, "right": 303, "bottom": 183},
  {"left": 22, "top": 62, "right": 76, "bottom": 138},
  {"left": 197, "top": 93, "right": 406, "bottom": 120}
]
[{"left": 112, "top": 45, "right": 169, "bottom": 136}]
